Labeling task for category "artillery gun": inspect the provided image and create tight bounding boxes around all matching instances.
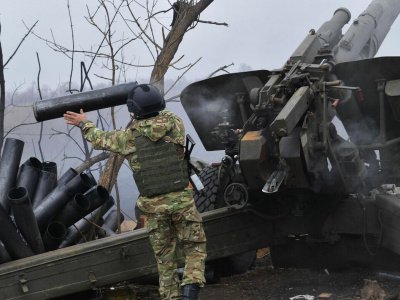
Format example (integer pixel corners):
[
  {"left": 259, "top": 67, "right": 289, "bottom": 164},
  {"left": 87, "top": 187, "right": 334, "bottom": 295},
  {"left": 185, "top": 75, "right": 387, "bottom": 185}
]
[
  {"left": 2, "top": 1, "right": 400, "bottom": 299},
  {"left": 181, "top": 0, "right": 400, "bottom": 268}
]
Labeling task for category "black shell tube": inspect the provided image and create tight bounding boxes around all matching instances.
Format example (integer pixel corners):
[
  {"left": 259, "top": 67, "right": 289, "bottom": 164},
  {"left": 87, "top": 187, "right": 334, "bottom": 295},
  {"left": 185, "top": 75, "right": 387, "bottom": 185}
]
[
  {"left": 0, "top": 204, "right": 34, "bottom": 259},
  {"left": 22, "top": 157, "right": 43, "bottom": 169},
  {"left": 101, "top": 196, "right": 115, "bottom": 216},
  {"left": 33, "top": 82, "right": 138, "bottom": 122},
  {"left": 43, "top": 222, "right": 67, "bottom": 251},
  {"left": 42, "top": 161, "right": 57, "bottom": 174},
  {"left": 58, "top": 213, "right": 104, "bottom": 248},
  {"left": 84, "top": 185, "right": 110, "bottom": 212},
  {"left": 57, "top": 168, "right": 78, "bottom": 186},
  {"left": 53, "top": 193, "right": 90, "bottom": 228},
  {"left": 0, "top": 240, "right": 12, "bottom": 264},
  {"left": 97, "top": 223, "right": 116, "bottom": 238},
  {"left": 33, "top": 173, "right": 94, "bottom": 231},
  {"left": 42, "top": 161, "right": 58, "bottom": 190},
  {"left": 16, "top": 164, "right": 41, "bottom": 201},
  {"left": 98, "top": 210, "right": 125, "bottom": 238},
  {"left": 42, "top": 162, "right": 57, "bottom": 189},
  {"left": 36, "top": 183, "right": 73, "bottom": 229},
  {"left": 84, "top": 170, "right": 97, "bottom": 186},
  {"left": 0, "top": 138, "right": 24, "bottom": 212},
  {"left": 31, "top": 170, "right": 57, "bottom": 208},
  {"left": 104, "top": 209, "right": 125, "bottom": 232},
  {"left": 77, "top": 218, "right": 106, "bottom": 244},
  {"left": 58, "top": 196, "right": 115, "bottom": 248},
  {"left": 8, "top": 187, "right": 45, "bottom": 255}
]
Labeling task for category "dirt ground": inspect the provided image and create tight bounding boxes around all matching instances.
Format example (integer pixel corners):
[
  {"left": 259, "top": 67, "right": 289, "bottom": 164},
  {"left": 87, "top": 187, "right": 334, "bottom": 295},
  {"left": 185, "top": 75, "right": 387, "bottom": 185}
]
[{"left": 127, "top": 249, "right": 400, "bottom": 300}]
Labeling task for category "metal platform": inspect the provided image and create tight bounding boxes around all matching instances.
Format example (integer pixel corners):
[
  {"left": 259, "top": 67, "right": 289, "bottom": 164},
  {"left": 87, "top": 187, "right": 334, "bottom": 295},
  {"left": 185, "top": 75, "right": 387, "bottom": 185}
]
[{"left": 0, "top": 205, "right": 270, "bottom": 300}]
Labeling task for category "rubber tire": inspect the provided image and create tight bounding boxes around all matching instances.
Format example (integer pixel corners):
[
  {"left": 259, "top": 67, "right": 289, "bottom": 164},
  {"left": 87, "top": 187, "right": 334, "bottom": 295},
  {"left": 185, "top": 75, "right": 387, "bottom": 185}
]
[
  {"left": 194, "top": 166, "right": 225, "bottom": 212},
  {"left": 194, "top": 166, "right": 256, "bottom": 275}
]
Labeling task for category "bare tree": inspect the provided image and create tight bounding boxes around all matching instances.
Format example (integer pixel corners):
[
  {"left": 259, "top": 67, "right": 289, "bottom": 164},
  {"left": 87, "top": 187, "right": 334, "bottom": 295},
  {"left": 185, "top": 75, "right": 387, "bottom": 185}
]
[
  {"left": 25, "top": 1, "right": 224, "bottom": 234},
  {"left": 0, "top": 21, "right": 37, "bottom": 151},
  {"left": 30, "top": 0, "right": 222, "bottom": 186},
  {"left": 97, "top": 0, "right": 217, "bottom": 192}
]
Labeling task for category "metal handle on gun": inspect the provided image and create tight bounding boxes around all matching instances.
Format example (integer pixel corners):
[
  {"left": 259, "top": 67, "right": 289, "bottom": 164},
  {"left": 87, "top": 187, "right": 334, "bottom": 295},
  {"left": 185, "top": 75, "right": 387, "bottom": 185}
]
[
  {"left": 185, "top": 134, "right": 201, "bottom": 194},
  {"left": 185, "top": 134, "right": 195, "bottom": 161}
]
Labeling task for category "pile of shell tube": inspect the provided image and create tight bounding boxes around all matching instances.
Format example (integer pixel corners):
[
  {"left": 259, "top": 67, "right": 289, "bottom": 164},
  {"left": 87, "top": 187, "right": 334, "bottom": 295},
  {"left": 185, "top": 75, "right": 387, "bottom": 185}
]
[{"left": 0, "top": 138, "right": 123, "bottom": 263}]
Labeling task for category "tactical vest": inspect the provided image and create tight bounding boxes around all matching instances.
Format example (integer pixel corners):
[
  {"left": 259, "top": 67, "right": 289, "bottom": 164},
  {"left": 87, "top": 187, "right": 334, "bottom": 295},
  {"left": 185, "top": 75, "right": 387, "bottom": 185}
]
[{"left": 132, "top": 130, "right": 189, "bottom": 198}]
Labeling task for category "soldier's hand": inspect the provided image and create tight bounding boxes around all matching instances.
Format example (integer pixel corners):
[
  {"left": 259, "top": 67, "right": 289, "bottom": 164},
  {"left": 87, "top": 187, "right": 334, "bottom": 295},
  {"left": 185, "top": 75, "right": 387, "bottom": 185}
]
[{"left": 63, "top": 109, "right": 88, "bottom": 126}]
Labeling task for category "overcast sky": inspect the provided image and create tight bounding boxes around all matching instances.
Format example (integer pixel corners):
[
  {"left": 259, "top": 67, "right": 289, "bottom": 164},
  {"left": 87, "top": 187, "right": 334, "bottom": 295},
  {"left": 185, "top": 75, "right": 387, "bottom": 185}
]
[{"left": 2, "top": 0, "right": 400, "bottom": 94}]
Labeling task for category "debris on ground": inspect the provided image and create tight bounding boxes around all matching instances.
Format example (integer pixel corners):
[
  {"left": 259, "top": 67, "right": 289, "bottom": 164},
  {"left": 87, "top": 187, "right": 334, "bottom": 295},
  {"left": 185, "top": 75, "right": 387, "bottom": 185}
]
[
  {"left": 102, "top": 252, "right": 400, "bottom": 300},
  {"left": 360, "top": 279, "right": 386, "bottom": 300},
  {"left": 289, "top": 295, "right": 314, "bottom": 300}
]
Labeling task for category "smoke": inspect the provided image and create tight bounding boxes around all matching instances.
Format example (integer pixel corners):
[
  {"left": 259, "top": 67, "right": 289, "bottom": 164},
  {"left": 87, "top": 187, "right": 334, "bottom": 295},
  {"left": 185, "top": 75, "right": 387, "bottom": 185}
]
[{"left": 332, "top": 116, "right": 349, "bottom": 140}]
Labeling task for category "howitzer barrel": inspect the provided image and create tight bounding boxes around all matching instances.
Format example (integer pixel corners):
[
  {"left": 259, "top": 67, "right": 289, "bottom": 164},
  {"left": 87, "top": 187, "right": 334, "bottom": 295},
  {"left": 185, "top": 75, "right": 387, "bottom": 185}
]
[
  {"left": 33, "top": 82, "right": 137, "bottom": 122},
  {"left": 290, "top": 7, "right": 351, "bottom": 63},
  {"left": 316, "top": 8, "right": 351, "bottom": 48},
  {"left": 334, "top": 0, "right": 400, "bottom": 63}
]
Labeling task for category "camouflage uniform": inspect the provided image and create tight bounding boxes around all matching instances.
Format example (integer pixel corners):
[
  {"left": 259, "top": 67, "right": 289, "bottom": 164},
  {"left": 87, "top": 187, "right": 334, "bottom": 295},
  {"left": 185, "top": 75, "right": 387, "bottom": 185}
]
[{"left": 82, "top": 109, "right": 207, "bottom": 300}]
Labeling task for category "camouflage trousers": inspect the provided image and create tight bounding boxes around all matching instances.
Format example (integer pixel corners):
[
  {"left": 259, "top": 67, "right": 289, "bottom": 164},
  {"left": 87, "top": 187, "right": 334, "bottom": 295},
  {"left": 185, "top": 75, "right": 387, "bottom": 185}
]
[{"left": 146, "top": 201, "right": 207, "bottom": 300}]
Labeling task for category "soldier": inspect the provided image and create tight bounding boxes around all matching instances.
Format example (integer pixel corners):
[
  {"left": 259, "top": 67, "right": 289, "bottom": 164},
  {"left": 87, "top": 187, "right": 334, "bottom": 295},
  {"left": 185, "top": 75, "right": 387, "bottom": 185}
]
[{"left": 63, "top": 84, "right": 207, "bottom": 300}]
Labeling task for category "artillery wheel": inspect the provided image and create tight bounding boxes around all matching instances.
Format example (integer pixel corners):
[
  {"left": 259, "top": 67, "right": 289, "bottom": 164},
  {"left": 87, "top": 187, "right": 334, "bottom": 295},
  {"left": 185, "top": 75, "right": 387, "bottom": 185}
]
[
  {"left": 194, "top": 166, "right": 256, "bottom": 276},
  {"left": 194, "top": 166, "right": 225, "bottom": 211}
]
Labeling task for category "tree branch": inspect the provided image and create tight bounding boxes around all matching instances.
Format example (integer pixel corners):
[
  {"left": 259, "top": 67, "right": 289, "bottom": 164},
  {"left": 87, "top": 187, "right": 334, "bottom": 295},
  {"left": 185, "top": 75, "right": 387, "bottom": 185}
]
[
  {"left": 197, "top": 19, "right": 228, "bottom": 27},
  {"left": 50, "top": 127, "right": 86, "bottom": 156},
  {"left": 67, "top": 0, "right": 76, "bottom": 94},
  {"left": 164, "top": 56, "right": 201, "bottom": 96},
  {"left": 208, "top": 62, "right": 234, "bottom": 78},
  {"left": 150, "top": 0, "right": 215, "bottom": 86},
  {"left": 36, "top": 52, "right": 45, "bottom": 161},
  {"left": 75, "top": 151, "right": 111, "bottom": 173},
  {"left": 4, "top": 21, "right": 38, "bottom": 68}
]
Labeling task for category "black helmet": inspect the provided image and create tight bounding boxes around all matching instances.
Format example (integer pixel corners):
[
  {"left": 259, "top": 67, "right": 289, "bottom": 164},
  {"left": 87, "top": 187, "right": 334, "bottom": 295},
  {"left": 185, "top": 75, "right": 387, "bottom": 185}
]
[{"left": 127, "top": 84, "right": 166, "bottom": 119}]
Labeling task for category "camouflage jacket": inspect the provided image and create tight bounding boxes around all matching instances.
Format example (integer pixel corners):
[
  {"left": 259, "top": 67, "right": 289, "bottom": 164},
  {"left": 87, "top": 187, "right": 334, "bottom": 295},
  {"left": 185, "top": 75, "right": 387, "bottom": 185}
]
[{"left": 82, "top": 109, "right": 193, "bottom": 214}]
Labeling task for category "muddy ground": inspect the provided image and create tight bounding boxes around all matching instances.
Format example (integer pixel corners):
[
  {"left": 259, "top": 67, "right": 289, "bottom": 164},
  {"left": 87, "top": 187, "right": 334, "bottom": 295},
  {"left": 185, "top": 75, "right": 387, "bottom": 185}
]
[
  {"left": 69, "top": 249, "right": 400, "bottom": 300},
  {"left": 128, "top": 249, "right": 400, "bottom": 300}
]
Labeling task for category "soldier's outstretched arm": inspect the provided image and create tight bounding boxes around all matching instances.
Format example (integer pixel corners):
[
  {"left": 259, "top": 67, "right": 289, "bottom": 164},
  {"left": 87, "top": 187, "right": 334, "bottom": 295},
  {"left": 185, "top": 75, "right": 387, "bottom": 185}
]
[{"left": 63, "top": 109, "right": 136, "bottom": 155}]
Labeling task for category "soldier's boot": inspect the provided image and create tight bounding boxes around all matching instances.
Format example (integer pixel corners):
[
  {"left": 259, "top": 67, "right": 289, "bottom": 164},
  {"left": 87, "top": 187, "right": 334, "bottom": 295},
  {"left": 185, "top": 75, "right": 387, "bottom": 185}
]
[{"left": 182, "top": 284, "right": 200, "bottom": 300}]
